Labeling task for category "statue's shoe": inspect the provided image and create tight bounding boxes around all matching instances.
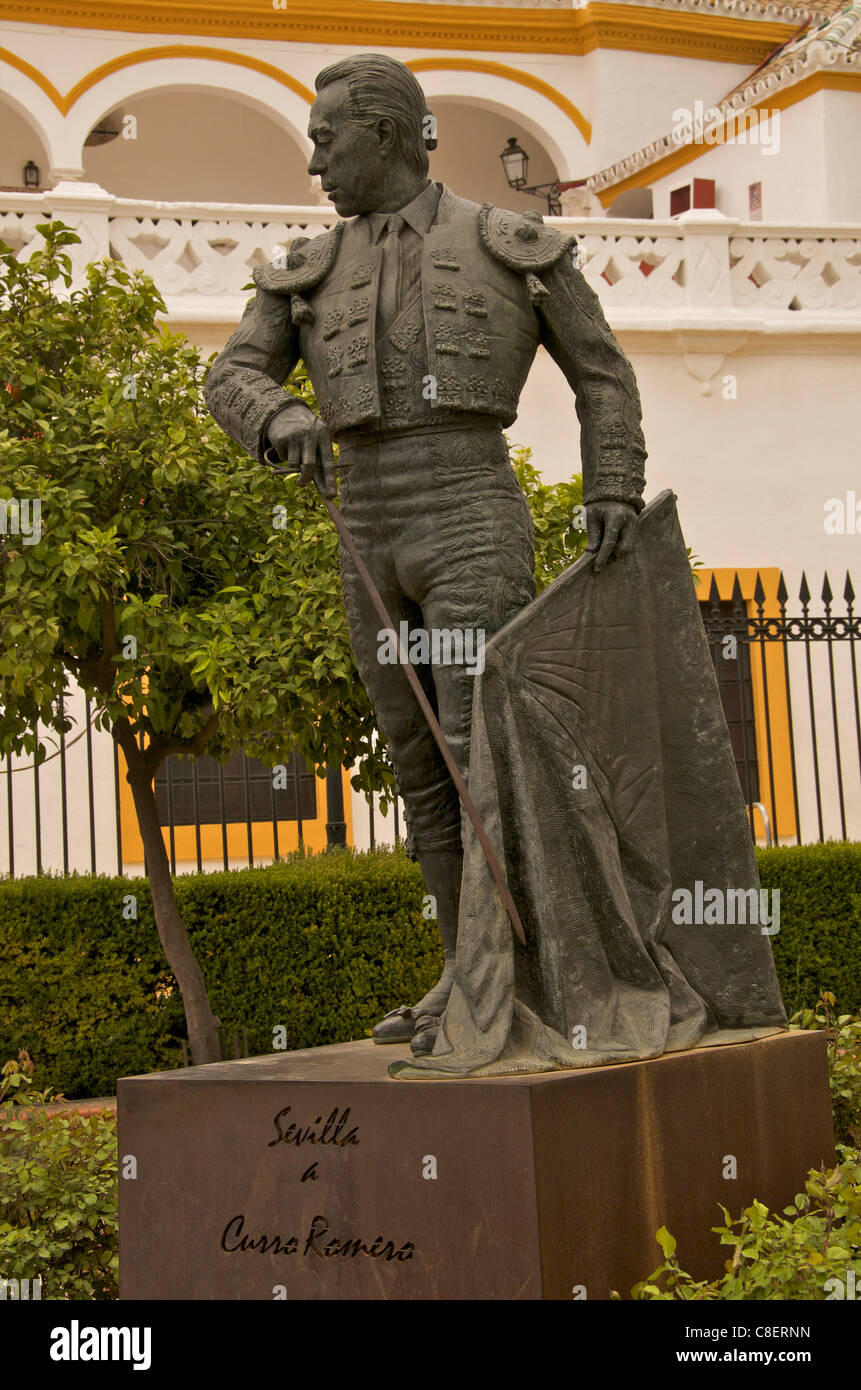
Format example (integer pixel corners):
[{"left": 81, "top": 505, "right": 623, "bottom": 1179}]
[
  {"left": 372, "top": 1005, "right": 421, "bottom": 1044},
  {"left": 409, "top": 1015, "right": 441, "bottom": 1057}
]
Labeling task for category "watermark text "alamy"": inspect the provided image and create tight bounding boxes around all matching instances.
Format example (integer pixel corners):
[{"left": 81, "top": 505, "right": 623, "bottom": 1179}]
[
  {"left": 0, "top": 497, "right": 41, "bottom": 546},
  {"left": 671, "top": 881, "right": 780, "bottom": 936},
  {"left": 377, "top": 623, "right": 485, "bottom": 676},
  {"left": 672, "top": 102, "right": 780, "bottom": 156}
]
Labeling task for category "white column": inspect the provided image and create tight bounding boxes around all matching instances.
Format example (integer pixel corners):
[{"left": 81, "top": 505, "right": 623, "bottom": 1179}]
[{"left": 44, "top": 182, "right": 114, "bottom": 281}]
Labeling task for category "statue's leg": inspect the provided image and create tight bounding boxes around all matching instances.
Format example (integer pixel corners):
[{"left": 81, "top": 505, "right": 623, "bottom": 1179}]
[
  {"left": 336, "top": 430, "right": 534, "bottom": 1049},
  {"left": 336, "top": 440, "right": 460, "bottom": 1043},
  {"left": 388, "top": 428, "right": 536, "bottom": 1054}
]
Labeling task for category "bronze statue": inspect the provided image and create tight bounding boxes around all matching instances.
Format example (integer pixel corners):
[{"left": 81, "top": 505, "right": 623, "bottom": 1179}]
[{"left": 205, "top": 54, "right": 786, "bottom": 1074}]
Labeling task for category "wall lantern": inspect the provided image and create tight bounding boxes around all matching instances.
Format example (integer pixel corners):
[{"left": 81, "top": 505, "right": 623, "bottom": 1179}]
[
  {"left": 499, "top": 136, "right": 561, "bottom": 216},
  {"left": 500, "top": 137, "right": 528, "bottom": 190},
  {"left": 23, "top": 160, "right": 40, "bottom": 189}
]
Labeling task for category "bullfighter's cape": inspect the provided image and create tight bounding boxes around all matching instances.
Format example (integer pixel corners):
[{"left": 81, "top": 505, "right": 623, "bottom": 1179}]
[{"left": 391, "top": 489, "right": 787, "bottom": 1079}]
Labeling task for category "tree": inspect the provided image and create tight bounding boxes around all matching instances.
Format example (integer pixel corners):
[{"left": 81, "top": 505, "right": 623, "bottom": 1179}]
[
  {"left": 0, "top": 224, "right": 384, "bottom": 1063},
  {"left": 0, "top": 222, "right": 589, "bottom": 1066}
]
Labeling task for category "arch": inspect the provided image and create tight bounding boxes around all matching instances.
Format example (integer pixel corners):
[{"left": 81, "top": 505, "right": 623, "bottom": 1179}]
[
  {"left": 408, "top": 57, "right": 591, "bottom": 180},
  {"left": 61, "top": 49, "right": 317, "bottom": 175},
  {"left": 61, "top": 46, "right": 315, "bottom": 115},
  {"left": 0, "top": 51, "right": 67, "bottom": 170},
  {"left": 0, "top": 46, "right": 317, "bottom": 178}
]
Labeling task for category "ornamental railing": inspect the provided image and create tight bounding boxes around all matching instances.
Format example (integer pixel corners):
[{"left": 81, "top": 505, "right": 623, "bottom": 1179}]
[
  {"left": 2, "top": 187, "right": 860, "bottom": 323},
  {"left": 1, "top": 570, "right": 859, "bottom": 878},
  {"left": 701, "top": 570, "right": 861, "bottom": 846}
]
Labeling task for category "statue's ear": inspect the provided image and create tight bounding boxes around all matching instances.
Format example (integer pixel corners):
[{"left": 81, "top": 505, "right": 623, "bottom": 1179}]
[{"left": 375, "top": 115, "right": 398, "bottom": 158}]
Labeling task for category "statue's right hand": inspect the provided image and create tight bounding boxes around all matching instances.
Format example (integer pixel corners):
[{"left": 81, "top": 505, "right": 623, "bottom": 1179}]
[{"left": 267, "top": 403, "right": 336, "bottom": 499}]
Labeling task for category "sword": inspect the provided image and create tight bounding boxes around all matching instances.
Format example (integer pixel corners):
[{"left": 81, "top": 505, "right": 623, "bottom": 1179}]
[{"left": 265, "top": 447, "right": 527, "bottom": 947}]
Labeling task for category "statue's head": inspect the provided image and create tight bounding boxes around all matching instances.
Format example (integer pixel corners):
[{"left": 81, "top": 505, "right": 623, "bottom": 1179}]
[{"left": 308, "top": 53, "right": 437, "bottom": 217}]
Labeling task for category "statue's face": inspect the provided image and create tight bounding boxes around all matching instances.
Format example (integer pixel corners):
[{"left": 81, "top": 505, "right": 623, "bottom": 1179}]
[{"left": 307, "top": 81, "right": 389, "bottom": 218}]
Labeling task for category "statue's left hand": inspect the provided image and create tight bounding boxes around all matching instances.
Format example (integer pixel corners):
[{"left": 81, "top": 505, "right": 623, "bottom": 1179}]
[{"left": 585, "top": 501, "right": 639, "bottom": 574}]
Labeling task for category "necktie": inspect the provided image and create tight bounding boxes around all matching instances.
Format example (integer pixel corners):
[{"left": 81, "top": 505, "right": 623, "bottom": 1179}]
[{"left": 377, "top": 213, "right": 405, "bottom": 342}]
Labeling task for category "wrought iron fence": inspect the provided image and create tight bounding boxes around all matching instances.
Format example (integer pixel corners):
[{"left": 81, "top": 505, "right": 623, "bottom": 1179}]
[
  {"left": 2, "top": 567, "right": 858, "bottom": 877},
  {"left": 700, "top": 569, "right": 861, "bottom": 846},
  {"left": 0, "top": 717, "right": 351, "bottom": 878}
]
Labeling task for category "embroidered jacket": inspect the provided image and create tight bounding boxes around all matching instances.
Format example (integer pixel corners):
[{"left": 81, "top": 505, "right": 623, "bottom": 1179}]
[{"left": 204, "top": 185, "right": 647, "bottom": 509}]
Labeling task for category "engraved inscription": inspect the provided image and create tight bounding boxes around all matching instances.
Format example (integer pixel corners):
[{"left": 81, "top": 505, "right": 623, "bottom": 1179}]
[
  {"left": 221, "top": 1213, "right": 415, "bottom": 1262},
  {"left": 268, "top": 1105, "right": 360, "bottom": 1149}
]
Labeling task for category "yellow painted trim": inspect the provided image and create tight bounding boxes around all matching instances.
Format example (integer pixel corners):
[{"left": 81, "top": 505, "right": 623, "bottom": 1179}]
[
  {"left": 0, "top": 44, "right": 315, "bottom": 116},
  {"left": 0, "top": 47, "right": 66, "bottom": 110},
  {"left": 696, "top": 567, "right": 796, "bottom": 844},
  {"left": 598, "top": 70, "right": 861, "bottom": 206},
  {"left": 0, "top": 1, "right": 800, "bottom": 63},
  {"left": 408, "top": 57, "right": 591, "bottom": 145},
  {"left": 118, "top": 753, "right": 355, "bottom": 866}
]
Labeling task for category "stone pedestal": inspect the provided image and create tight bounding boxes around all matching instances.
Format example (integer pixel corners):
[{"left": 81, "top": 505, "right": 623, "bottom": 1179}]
[{"left": 118, "top": 1030, "right": 833, "bottom": 1301}]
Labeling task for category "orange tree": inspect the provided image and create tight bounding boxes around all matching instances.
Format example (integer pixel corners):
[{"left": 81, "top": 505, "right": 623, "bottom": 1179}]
[{"left": 0, "top": 224, "right": 383, "bottom": 1063}]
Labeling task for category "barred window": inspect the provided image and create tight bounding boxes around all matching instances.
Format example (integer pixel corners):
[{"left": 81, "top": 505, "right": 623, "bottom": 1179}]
[
  {"left": 700, "top": 597, "right": 760, "bottom": 806},
  {"left": 154, "top": 748, "right": 316, "bottom": 827}
]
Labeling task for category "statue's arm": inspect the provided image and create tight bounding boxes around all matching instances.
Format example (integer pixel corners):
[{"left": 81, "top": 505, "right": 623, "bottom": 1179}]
[
  {"left": 535, "top": 256, "right": 647, "bottom": 512},
  {"left": 203, "top": 288, "right": 305, "bottom": 463}
]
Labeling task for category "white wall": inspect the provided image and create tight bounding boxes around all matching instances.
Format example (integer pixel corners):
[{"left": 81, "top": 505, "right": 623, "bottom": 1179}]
[
  {"left": 511, "top": 335, "right": 861, "bottom": 588},
  {"left": 0, "top": 19, "right": 767, "bottom": 191},
  {"left": 824, "top": 88, "right": 861, "bottom": 223},
  {"left": 587, "top": 48, "right": 753, "bottom": 171},
  {"left": 647, "top": 95, "right": 831, "bottom": 222}
]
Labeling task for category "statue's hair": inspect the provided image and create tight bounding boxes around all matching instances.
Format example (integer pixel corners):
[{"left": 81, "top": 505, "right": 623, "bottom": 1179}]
[{"left": 315, "top": 53, "right": 437, "bottom": 176}]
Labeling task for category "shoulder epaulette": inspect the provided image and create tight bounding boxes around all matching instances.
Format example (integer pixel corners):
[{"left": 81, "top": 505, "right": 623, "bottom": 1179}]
[
  {"left": 478, "top": 204, "right": 575, "bottom": 274},
  {"left": 252, "top": 221, "right": 344, "bottom": 295}
]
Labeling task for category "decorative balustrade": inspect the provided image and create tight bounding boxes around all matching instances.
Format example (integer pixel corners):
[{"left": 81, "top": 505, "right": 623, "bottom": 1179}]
[
  {"left": 728, "top": 234, "right": 861, "bottom": 311},
  {"left": 2, "top": 186, "right": 861, "bottom": 326},
  {"left": 108, "top": 210, "right": 336, "bottom": 300}
]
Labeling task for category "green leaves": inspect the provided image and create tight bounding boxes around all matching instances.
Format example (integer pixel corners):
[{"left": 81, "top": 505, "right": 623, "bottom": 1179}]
[
  {"left": 628, "top": 992, "right": 861, "bottom": 1300},
  {"left": 631, "top": 1148, "right": 861, "bottom": 1300},
  {"left": 0, "top": 851, "right": 437, "bottom": 1098},
  {"left": 655, "top": 1225, "right": 676, "bottom": 1258},
  {"left": 789, "top": 990, "right": 861, "bottom": 1147},
  {"left": 0, "top": 1095, "right": 118, "bottom": 1299},
  {"left": 510, "top": 445, "right": 588, "bottom": 593},
  {"left": 0, "top": 222, "right": 381, "bottom": 784}
]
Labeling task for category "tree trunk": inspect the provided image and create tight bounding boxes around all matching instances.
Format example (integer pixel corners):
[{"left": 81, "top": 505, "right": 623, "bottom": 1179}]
[{"left": 114, "top": 720, "right": 222, "bottom": 1065}]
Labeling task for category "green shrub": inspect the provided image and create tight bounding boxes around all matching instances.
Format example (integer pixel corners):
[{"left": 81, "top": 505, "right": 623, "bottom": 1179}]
[
  {"left": 757, "top": 842, "right": 861, "bottom": 1015},
  {"left": 0, "top": 848, "right": 438, "bottom": 1097},
  {"left": 790, "top": 992, "right": 861, "bottom": 1148},
  {"left": 0, "top": 1101, "right": 118, "bottom": 1300},
  {"left": 1, "top": 840, "right": 860, "bottom": 1099},
  {"left": 626, "top": 1145, "right": 861, "bottom": 1301},
  {"left": 626, "top": 997, "right": 861, "bottom": 1301},
  {"left": 0, "top": 873, "right": 189, "bottom": 1098}
]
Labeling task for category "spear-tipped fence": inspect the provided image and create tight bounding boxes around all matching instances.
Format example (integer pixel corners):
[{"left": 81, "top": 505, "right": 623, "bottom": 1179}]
[
  {"left": 702, "top": 569, "right": 861, "bottom": 844},
  {"left": 2, "top": 570, "right": 859, "bottom": 872}
]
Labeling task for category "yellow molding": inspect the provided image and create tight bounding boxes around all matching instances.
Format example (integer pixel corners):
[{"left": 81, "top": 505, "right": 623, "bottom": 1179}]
[
  {"left": 1, "top": 0, "right": 800, "bottom": 63},
  {"left": 0, "top": 45, "right": 590, "bottom": 147},
  {"left": 409, "top": 57, "right": 591, "bottom": 145},
  {"left": 0, "top": 47, "right": 66, "bottom": 110},
  {"left": 598, "top": 69, "right": 861, "bottom": 205},
  {"left": 0, "top": 44, "right": 314, "bottom": 115}
]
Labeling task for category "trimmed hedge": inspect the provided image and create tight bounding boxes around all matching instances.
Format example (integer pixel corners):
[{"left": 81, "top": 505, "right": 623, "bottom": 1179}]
[
  {"left": 0, "top": 848, "right": 439, "bottom": 1098},
  {"left": 758, "top": 842, "right": 861, "bottom": 1016},
  {"left": 1, "top": 842, "right": 859, "bottom": 1098}
]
